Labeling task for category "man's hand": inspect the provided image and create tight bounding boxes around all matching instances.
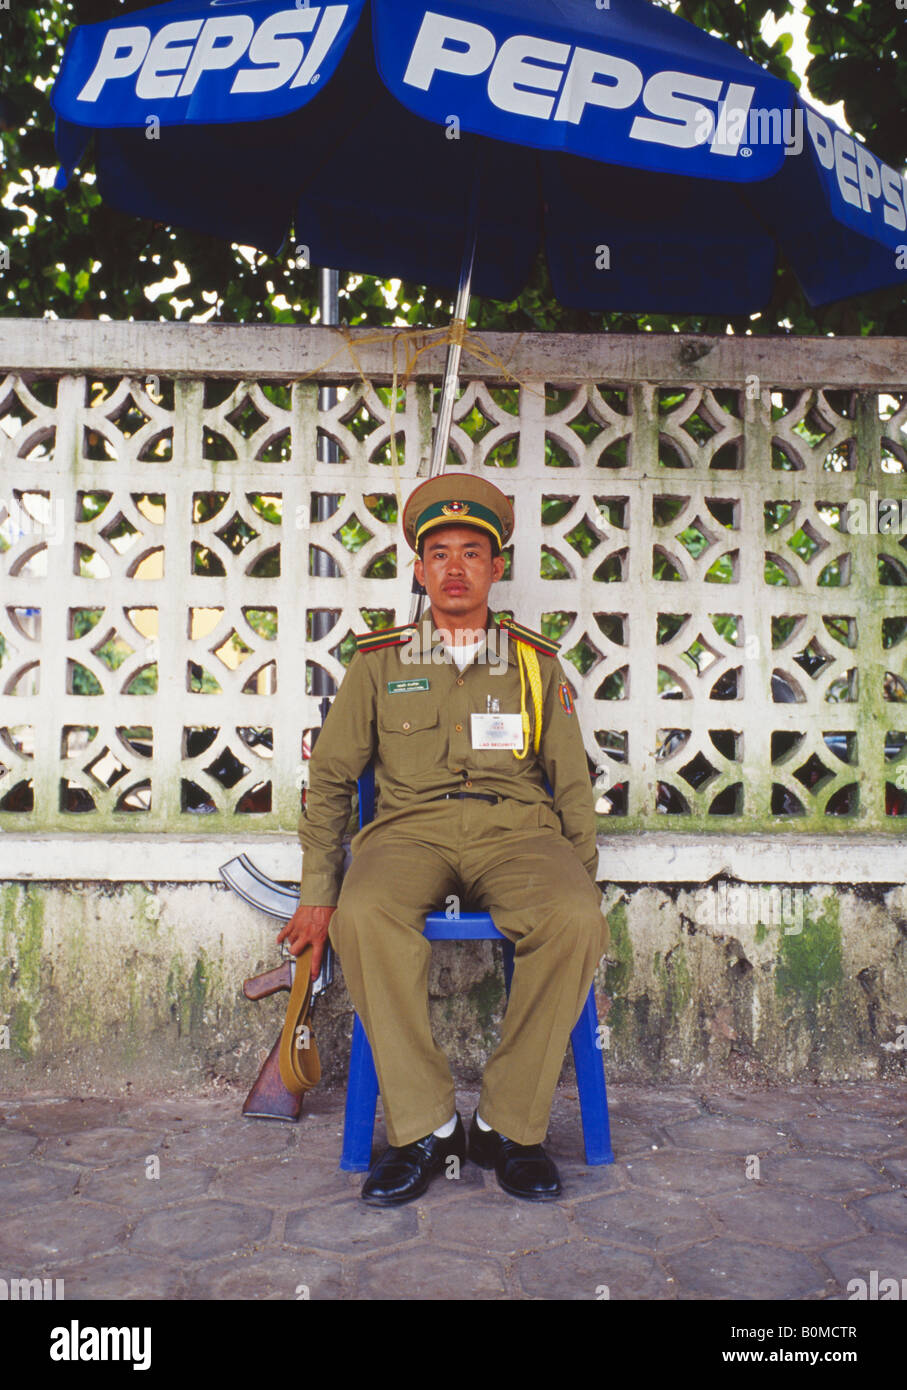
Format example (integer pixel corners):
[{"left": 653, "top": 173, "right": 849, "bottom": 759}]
[{"left": 277, "top": 904, "right": 336, "bottom": 980}]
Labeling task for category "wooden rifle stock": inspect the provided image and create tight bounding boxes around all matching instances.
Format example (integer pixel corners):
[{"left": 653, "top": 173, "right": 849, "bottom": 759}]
[
  {"left": 241, "top": 962, "right": 302, "bottom": 1122},
  {"left": 243, "top": 960, "right": 293, "bottom": 1001},
  {"left": 241, "top": 693, "right": 334, "bottom": 1122}
]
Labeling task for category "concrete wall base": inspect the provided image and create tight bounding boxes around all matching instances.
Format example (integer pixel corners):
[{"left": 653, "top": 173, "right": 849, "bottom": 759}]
[{"left": 1, "top": 881, "right": 905, "bottom": 1093}]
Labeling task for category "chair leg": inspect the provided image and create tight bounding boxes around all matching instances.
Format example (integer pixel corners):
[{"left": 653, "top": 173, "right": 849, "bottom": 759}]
[
  {"left": 340, "top": 1013, "right": 379, "bottom": 1172},
  {"left": 501, "top": 937, "right": 514, "bottom": 994},
  {"left": 570, "top": 988, "right": 614, "bottom": 1165}
]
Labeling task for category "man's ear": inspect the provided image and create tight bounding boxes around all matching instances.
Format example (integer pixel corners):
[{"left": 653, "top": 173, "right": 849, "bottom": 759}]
[
  {"left": 413, "top": 554, "right": 425, "bottom": 587},
  {"left": 491, "top": 553, "right": 506, "bottom": 582}
]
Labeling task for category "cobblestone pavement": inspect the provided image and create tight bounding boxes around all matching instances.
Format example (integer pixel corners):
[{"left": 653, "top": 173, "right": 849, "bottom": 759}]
[{"left": 0, "top": 1081, "right": 904, "bottom": 1301}]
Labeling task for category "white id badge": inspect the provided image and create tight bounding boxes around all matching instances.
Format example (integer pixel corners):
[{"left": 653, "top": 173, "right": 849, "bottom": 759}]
[{"left": 471, "top": 713, "right": 523, "bottom": 750}]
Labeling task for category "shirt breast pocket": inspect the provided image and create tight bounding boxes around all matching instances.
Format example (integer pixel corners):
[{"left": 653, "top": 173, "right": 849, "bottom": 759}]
[{"left": 378, "top": 703, "right": 442, "bottom": 778}]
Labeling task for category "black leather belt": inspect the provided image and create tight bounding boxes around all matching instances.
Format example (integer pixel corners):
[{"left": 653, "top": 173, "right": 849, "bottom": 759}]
[{"left": 431, "top": 791, "right": 500, "bottom": 805}]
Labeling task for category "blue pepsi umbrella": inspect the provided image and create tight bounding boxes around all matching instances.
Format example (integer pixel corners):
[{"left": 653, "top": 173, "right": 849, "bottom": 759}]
[
  {"left": 52, "top": 0, "right": 907, "bottom": 486},
  {"left": 52, "top": 0, "right": 907, "bottom": 314}
]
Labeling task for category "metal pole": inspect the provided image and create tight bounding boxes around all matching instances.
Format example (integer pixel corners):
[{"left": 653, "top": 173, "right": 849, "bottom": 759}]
[
  {"left": 410, "top": 174, "right": 481, "bottom": 621},
  {"left": 426, "top": 220, "right": 478, "bottom": 480},
  {"left": 311, "top": 268, "right": 340, "bottom": 699},
  {"left": 300, "top": 270, "right": 341, "bottom": 999}
]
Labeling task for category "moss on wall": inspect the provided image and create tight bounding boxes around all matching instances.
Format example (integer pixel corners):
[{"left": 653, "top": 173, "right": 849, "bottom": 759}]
[
  {"left": 654, "top": 943, "right": 693, "bottom": 1027},
  {"left": 1, "top": 879, "right": 904, "bottom": 1090},
  {"left": 467, "top": 970, "right": 505, "bottom": 1042},
  {"left": 775, "top": 892, "right": 843, "bottom": 1010},
  {"left": 1, "top": 885, "right": 46, "bottom": 1059}
]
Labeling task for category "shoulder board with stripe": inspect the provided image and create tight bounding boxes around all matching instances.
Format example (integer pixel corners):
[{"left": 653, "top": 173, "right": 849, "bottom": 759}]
[
  {"left": 353, "top": 623, "right": 417, "bottom": 653},
  {"left": 497, "top": 616, "right": 561, "bottom": 657}
]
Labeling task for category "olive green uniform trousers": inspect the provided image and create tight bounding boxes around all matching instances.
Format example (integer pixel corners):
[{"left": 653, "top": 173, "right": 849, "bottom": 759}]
[{"left": 329, "top": 796, "right": 608, "bottom": 1148}]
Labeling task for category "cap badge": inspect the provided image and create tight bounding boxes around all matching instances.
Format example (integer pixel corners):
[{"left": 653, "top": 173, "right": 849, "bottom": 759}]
[{"left": 441, "top": 501, "right": 470, "bottom": 516}]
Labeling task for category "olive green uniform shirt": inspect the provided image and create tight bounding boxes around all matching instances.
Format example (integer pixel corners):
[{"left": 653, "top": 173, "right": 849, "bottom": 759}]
[{"left": 298, "top": 613, "right": 599, "bottom": 905}]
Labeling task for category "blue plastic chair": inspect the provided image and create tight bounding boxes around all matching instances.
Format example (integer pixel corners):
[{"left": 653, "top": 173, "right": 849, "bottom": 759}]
[{"left": 339, "top": 766, "right": 613, "bottom": 1171}]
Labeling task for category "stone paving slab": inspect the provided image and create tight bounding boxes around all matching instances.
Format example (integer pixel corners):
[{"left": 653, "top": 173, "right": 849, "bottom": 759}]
[
  {"left": 852, "top": 1191, "right": 907, "bottom": 1236},
  {"left": 515, "top": 1238, "right": 671, "bottom": 1301},
  {"left": 707, "top": 1189, "right": 861, "bottom": 1249},
  {"left": 0, "top": 1130, "right": 40, "bottom": 1161},
  {"left": 785, "top": 1115, "right": 903, "bottom": 1154},
  {"left": 129, "top": 1200, "right": 275, "bottom": 1261},
  {"left": 759, "top": 1153, "right": 890, "bottom": 1196},
  {"left": 0, "top": 1080, "right": 903, "bottom": 1300},
  {"left": 623, "top": 1149, "right": 750, "bottom": 1196},
  {"left": 47, "top": 1254, "right": 186, "bottom": 1301},
  {"left": 665, "top": 1239, "right": 828, "bottom": 1301},
  {"left": 42, "top": 1126, "right": 165, "bottom": 1167},
  {"left": 182, "top": 1251, "right": 345, "bottom": 1301},
  {"left": 80, "top": 1159, "right": 217, "bottom": 1210}
]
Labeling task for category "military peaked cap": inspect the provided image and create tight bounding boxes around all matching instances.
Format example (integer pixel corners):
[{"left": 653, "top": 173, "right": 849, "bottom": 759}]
[{"left": 402, "top": 473, "right": 515, "bottom": 553}]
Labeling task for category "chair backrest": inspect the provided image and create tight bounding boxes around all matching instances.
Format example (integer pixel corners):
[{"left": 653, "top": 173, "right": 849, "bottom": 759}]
[{"left": 357, "top": 764, "right": 376, "bottom": 829}]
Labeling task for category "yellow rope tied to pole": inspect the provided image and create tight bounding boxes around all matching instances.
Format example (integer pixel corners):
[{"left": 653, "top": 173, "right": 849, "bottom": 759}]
[
  {"left": 295, "top": 320, "right": 545, "bottom": 574},
  {"left": 513, "top": 640, "right": 543, "bottom": 759},
  {"left": 299, "top": 317, "right": 517, "bottom": 393},
  {"left": 297, "top": 321, "right": 543, "bottom": 505}
]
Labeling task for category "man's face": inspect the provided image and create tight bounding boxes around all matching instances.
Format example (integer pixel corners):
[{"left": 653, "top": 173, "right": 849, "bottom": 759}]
[{"left": 413, "top": 525, "right": 506, "bottom": 618}]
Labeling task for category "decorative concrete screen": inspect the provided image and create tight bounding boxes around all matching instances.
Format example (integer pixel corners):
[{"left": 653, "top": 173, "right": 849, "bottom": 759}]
[{"left": 2, "top": 323, "right": 907, "bottom": 838}]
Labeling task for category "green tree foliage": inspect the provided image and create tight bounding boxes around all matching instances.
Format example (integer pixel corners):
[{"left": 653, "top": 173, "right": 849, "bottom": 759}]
[{"left": 1, "top": 1, "right": 904, "bottom": 333}]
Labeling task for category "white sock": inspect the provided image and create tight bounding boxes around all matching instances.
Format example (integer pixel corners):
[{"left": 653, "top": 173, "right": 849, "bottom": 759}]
[
  {"left": 433, "top": 1114, "right": 457, "bottom": 1138},
  {"left": 476, "top": 1112, "right": 492, "bottom": 1131}
]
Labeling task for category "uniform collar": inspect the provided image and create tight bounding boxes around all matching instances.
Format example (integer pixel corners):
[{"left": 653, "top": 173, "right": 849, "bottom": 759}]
[{"left": 415, "top": 609, "right": 517, "bottom": 669}]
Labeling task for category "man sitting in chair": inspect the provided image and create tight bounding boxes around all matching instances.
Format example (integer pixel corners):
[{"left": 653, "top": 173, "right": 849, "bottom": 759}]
[{"left": 279, "top": 474, "right": 609, "bottom": 1204}]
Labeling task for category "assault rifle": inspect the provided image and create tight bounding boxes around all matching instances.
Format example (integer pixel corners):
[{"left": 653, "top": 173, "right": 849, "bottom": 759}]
[
  {"left": 221, "top": 852, "right": 336, "bottom": 1121},
  {"left": 223, "top": 693, "right": 339, "bottom": 1121}
]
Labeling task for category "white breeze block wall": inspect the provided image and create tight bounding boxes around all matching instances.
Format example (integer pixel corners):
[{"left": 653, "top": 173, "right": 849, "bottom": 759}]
[{"left": 1, "top": 323, "right": 907, "bottom": 871}]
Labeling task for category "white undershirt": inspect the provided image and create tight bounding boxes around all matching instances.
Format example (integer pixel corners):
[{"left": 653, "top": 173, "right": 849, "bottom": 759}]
[{"left": 442, "top": 638, "right": 484, "bottom": 670}]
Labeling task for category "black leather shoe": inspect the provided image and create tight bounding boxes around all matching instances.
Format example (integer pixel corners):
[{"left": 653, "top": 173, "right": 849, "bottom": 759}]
[
  {"left": 468, "top": 1110, "right": 562, "bottom": 1200},
  {"left": 361, "top": 1114, "right": 466, "bottom": 1206}
]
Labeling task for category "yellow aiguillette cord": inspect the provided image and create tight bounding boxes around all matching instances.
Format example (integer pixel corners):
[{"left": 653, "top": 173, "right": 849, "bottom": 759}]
[{"left": 513, "top": 641, "right": 543, "bottom": 759}]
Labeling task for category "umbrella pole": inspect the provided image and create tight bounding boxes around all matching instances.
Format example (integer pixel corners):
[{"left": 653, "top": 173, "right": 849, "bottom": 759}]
[
  {"left": 426, "top": 220, "right": 478, "bottom": 481},
  {"left": 411, "top": 183, "right": 480, "bottom": 622},
  {"left": 312, "top": 267, "right": 340, "bottom": 695}
]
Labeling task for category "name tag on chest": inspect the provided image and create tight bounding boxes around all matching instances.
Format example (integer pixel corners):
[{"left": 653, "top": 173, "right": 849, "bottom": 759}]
[
  {"left": 471, "top": 713, "right": 523, "bottom": 750},
  {"left": 387, "top": 678, "right": 430, "bottom": 694}
]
